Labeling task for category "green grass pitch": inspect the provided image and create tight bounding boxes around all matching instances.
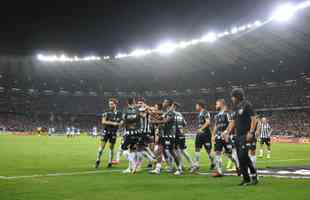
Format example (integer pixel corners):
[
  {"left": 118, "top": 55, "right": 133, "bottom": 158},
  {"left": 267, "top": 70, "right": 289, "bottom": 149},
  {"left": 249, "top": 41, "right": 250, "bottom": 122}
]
[{"left": 0, "top": 135, "right": 310, "bottom": 200}]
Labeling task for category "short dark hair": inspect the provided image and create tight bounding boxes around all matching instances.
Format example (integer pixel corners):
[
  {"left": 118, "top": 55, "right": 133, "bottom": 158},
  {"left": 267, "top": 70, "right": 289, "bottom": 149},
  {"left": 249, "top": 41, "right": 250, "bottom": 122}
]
[
  {"left": 109, "top": 98, "right": 118, "bottom": 104},
  {"left": 196, "top": 100, "right": 205, "bottom": 109},
  {"left": 164, "top": 98, "right": 173, "bottom": 107},
  {"left": 137, "top": 96, "right": 145, "bottom": 102},
  {"left": 173, "top": 101, "right": 181, "bottom": 108},
  {"left": 127, "top": 97, "right": 135, "bottom": 105},
  {"left": 231, "top": 88, "right": 245, "bottom": 100},
  {"left": 155, "top": 103, "right": 162, "bottom": 110}
]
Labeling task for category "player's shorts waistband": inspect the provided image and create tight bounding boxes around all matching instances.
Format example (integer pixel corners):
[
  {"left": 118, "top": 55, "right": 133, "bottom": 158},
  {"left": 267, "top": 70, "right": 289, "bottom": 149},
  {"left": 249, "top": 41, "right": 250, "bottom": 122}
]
[
  {"left": 103, "top": 129, "right": 117, "bottom": 134},
  {"left": 125, "top": 130, "right": 140, "bottom": 135}
]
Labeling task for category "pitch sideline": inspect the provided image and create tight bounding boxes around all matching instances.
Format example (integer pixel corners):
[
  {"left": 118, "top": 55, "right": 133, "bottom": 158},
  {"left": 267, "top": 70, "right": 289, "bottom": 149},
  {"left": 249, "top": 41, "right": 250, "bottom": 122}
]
[{"left": 1, "top": 158, "right": 310, "bottom": 180}]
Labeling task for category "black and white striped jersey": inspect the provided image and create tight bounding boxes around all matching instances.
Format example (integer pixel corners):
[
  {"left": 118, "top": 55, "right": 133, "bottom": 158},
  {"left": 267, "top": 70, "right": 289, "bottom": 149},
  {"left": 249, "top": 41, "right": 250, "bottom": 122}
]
[{"left": 259, "top": 122, "right": 272, "bottom": 138}]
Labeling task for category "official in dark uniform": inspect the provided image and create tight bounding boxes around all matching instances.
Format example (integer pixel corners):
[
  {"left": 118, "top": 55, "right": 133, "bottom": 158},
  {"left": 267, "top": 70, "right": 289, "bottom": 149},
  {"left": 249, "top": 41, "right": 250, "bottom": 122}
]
[{"left": 226, "top": 88, "right": 258, "bottom": 186}]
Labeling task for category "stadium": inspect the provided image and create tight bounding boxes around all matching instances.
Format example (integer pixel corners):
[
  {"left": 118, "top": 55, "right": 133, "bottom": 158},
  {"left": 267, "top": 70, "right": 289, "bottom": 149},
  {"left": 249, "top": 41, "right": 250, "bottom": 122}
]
[{"left": 1, "top": 1, "right": 310, "bottom": 200}]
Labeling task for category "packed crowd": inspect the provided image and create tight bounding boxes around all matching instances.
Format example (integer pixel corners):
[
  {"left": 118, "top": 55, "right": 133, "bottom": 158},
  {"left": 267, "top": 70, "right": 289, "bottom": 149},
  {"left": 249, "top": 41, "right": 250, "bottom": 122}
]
[{"left": 1, "top": 109, "right": 309, "bottom": 137}]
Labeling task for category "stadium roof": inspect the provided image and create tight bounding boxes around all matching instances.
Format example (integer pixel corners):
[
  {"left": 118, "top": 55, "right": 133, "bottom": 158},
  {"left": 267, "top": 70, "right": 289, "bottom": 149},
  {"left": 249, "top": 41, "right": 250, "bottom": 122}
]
[{"left": 0, "top": 2, "right": 310, "bottom": 92}]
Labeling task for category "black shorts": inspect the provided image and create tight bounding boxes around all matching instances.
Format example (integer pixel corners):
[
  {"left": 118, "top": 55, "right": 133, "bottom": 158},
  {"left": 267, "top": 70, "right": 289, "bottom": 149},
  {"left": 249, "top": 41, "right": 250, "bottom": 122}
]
[
  {"left": 100, "top": 130, "right": 117, "bottom": 144},
  {"left": 121, "top": 131, "right": 139, "bottom": 150},
  {"left": 160, "top": 137, "right": 175, "bottom": 150},
  {"left": 260, "top": 138, "right": 271, "bottom": 146},
  {"left": 195, "top": 132, "right": 212, "bottom": 150},
  {"left": 246, "top": 137, "right": 257, "bottom": 151},
  {"left": 175, "top": 135, "right": 187, "bottom": 150},
  {"left": 214, "top": 138, "right": 232, "bottom": 154},
  {"left": 143, "top": 132, "right": 155, "bottom": 145}
]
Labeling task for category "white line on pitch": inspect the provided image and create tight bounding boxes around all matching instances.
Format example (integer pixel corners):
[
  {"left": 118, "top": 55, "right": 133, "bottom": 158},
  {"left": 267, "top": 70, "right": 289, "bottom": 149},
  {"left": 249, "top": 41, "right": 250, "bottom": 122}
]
[
  {"left": 1, "top": 158, "right": 310, "bottom": 180},
  {"left": 0, "top": 169, "right": 122, "bottom": 180}
]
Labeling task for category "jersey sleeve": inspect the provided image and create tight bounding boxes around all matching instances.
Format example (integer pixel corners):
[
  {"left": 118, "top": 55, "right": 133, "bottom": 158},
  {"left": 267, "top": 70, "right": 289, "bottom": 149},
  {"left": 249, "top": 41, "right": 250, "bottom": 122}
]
[
  {"left": 204, "top": 111, "right": 211, "bottom": 121},
  {"left": 102, "top": 112, "right": 107, "bottom": 118}
]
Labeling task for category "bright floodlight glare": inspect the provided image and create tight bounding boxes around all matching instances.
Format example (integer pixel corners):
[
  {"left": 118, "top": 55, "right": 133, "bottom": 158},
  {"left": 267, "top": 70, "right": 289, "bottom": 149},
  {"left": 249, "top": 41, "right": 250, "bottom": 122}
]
[
  {"left": 178, "top": 41, "right": 191, "bottom": 48},
  {"left": 130, "top": 49, "right": 150, "bottom": 57},
  {"left": 201, "top": 32, "right": 217, "bottom": 43},
  {"left": 253, "top": 20, "right": 262, "bottom": 26},
  {"left": 231, "top": 27, "right": 238, "bottom": 34},
  {"left": 115, "top": 53, "right": 128, "bottom": 59},
  {"left": 156, "top": 42, "right": 177, "bottom": 54},
  {"left": 296, "top": 1, "right": 310, "bottom": 10},
  {"left": 271, "top": 3, "right": 297, "bottom": 22}
]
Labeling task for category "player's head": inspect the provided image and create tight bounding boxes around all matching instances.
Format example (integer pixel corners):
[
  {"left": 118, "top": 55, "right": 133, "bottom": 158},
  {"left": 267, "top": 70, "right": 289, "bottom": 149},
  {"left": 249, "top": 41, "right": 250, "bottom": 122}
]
[
  {"left": 231, "top": 88, "right": 245, "bottom": 105},
  {"left": 172, "top": 102, "right": 181, "bottom": 111},
  {"left": 127, "top": 97, "right": 136, "bottom": 106},
  {"left": 136, "top": 97, "right": 146, "bottom": 108},
  {"left": 216, "top": 99, "right": 226, "bottom": 111},
  {"left": 162, "top": 98, "right": 173, "bottom": 109},
  {"left": 154, "top": 103, "right": 162, "bottom": 111},
  {"left": 262, "top": 117, "right": 267, "bottom": 123},
  {"left": 108, "top": 98, "right": 118, "bottom": 110},
  {"left": 196, "top": 100, "right": 205, "bottom": 112}
]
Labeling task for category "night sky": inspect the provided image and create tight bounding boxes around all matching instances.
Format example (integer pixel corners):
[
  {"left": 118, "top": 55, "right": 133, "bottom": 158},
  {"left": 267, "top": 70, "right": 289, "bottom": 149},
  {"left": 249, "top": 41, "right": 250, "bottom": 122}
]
[{"left": 0, "top": 0, "right": 300, "bottom": 55}]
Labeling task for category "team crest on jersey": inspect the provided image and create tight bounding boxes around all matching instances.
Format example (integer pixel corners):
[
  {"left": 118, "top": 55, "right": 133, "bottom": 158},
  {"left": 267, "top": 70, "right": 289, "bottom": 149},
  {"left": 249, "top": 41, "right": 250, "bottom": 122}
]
[{"left": 238, "top": 109, "right": 244, "bottom": 115}]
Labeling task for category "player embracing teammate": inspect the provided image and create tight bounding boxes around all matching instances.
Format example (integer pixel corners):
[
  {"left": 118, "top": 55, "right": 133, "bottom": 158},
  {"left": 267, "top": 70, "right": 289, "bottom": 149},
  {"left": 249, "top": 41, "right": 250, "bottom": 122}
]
[{"left": 92, "top": 90, "right": 259, "bottom": 185}]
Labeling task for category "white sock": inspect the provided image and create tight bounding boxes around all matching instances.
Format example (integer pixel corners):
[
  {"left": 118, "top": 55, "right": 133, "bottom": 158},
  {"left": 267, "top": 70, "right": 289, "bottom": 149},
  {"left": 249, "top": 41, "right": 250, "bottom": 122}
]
[
  {"left": 195, "top": 152, "right": 200, "bottom": 166},
  {"left": 123, "top": 150, "right": 129, "bottom": 160},
  {"left": 181, "top": 149, "right": 194, "bottom": 167},
  {"left": 176, "top": 149, "right": 183, "bottom": 168},
  {"left": 232, "top": 149, "right": 239, "bottom": 168},
  {"left": 116, "top": 149, "right": 124, "bottom": 162},
  {"left": 215, "top": 155, "right": 222, "bottom": 174},
  {"left": 250, "top": 155, "right": 256, "bottom": 168},
  {"left": 155, "top": 163, "right": 162, "bottom": 171},
  {"left": 165, "top": 150, "right": 174, "bottom": 170},
  {"left": 128, "top": 152, "right": 135, "bottom": 170},
  {"left": 108, "top": 149, "right": 113, "bottom": 164}
]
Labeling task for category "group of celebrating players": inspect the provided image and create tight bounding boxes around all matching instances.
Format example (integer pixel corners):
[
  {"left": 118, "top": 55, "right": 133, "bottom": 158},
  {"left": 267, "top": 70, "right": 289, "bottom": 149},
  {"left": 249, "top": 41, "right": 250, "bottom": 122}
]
[{"left": 94, "top": 88, "right": 272, "bottom": 186}]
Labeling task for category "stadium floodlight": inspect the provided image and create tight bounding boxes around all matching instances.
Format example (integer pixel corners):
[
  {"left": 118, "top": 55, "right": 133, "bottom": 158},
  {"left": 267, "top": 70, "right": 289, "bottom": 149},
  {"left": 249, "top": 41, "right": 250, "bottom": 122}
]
[
  {"left": 156, "top": 42, "right": 178, "bottom": 54},
  {"left": 271, "top": 3, "right": 297, "bottom": 22},
  {"left": 201, "top": 32, "right": 217, "bottom": 43},
  {"left": 238, "top": 25, "right": 247, "bottom": 31},
  {"left": 231, "top": 27, "right": 238, "bottom": 34},
  {"left": 178, "top": 41, "right": 191, "bottom": 49},
  {"left": 190, "top": 39, "right": 200, "bottom": 45},
  {"left": 217, "top": 32, "right": 225, "bottom": 38},
  {"left": 296, "top": 0, "right": 310, "bottom": 10},
  {"left": 115, "top": 53, "right": 129, "bottom": 59},
  {"left": 103, "top": 56, "right": 110, "bottom": 60},
  {"left": 130, "top": 49, "right": 151, "bottom": 57},
  {"left": 223, "top": 31, "right": 230, "bottom": 36},
  {"left": 253, "top": 20, "right": 262, "bottom": 26}
]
